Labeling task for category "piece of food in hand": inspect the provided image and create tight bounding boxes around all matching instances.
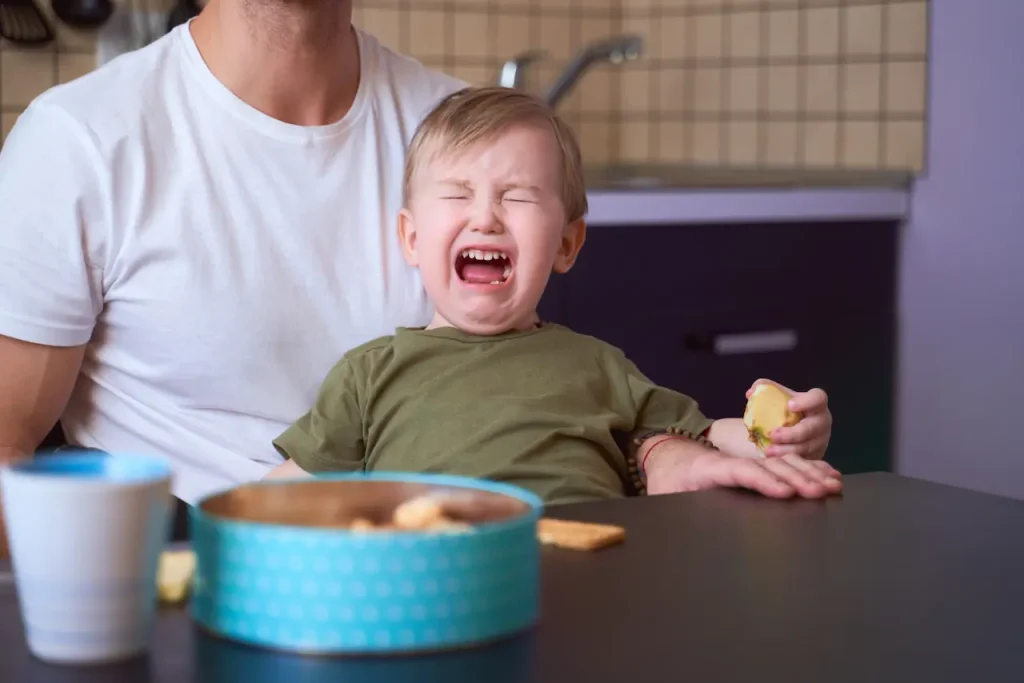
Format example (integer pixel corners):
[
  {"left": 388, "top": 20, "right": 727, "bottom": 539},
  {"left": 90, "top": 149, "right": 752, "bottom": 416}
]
[
  {"left": 743, "top": 383, "right": 802, "bottom": 453},
  {"left": 537, "top": 518, "right": 625, "bottom": 551},
  {"left": 157, "top": 549, "right": 196, "bottom": 604}
]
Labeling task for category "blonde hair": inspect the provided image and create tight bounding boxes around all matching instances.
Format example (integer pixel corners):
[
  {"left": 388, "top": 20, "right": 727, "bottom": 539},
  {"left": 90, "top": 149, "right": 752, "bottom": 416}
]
[{"left": 403, "top": 86, "right": 588, "bottom": 222}]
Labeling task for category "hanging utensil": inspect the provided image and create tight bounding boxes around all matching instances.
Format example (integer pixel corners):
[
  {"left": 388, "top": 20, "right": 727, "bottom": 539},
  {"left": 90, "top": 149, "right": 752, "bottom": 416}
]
[
  {"left": 0, "top": 0, "right": 54, "bottom": 44},
  {"left": 51, "top": 0, "right": 113, "bottom": 30}
]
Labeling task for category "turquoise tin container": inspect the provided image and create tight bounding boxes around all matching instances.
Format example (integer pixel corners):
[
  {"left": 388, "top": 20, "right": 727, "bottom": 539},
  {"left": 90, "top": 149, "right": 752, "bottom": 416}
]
[{"left": 189, "top": 473, "right": 543, "bottom": 656}]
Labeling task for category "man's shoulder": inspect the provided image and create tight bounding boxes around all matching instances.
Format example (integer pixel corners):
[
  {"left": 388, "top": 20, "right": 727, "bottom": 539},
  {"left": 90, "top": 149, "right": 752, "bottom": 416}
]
[
  {"left": 30, "top": 29, "right": 181, "bottom": 136},
  {"left": 357, "top": 29, "right": 467, "bottom": 123}
]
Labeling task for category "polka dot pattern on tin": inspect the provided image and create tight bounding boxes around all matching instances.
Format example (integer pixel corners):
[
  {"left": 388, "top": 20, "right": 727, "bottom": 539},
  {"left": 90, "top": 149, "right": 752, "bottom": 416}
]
[{"left": 189, "top": 512, "right": 540, "bottom": 654}]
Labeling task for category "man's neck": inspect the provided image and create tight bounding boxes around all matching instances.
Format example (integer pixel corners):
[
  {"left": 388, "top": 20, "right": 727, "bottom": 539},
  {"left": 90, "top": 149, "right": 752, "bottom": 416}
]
[{"left": 189, "top": 0, "right": 360, "bottom": 126}]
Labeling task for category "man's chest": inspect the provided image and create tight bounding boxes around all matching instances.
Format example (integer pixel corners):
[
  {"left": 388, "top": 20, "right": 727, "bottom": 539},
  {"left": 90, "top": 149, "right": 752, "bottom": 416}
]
[{"left": 91, "top": 150, "right": 431, "bottom": 415}]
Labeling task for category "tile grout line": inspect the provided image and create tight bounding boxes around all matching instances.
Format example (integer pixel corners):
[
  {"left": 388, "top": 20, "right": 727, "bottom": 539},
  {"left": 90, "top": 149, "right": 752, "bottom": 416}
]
[
  {"left": 647, "top": 0, "right": 659, "bottom": 159},
  {"left": 608, "top": 0, "right": 622, "bottom": 165},
  {"left": 795, "top": 0, "right": 808, "bottom": 165},
  {"left": 836, "top": 0, "right": 849, "bottom": 168},
  {"left": 383, "top": 52, "right": 928, "bottom": 71},
  {"left": 719, "top": 1, "right": 731, "bottom": 164},
  {"left": 756, "top": 0, "right": 770, "bottom": 167},
  {"left": 356, "top": 0, "right": 919, "bottom": 18},
  {"left": 682, "top": 6, "right": 696, "bottom": 163},
  {"left": 877, "top": 0, "right": 890, "bottom": 168},
  {"left": 565, "top": 110, "right": 922, "bottom": 123}
]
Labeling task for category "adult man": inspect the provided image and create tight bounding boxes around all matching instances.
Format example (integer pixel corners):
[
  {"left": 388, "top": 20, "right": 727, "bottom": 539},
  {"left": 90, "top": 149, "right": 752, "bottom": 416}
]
[
  {"left": 0, "top": 0, "right": 463, "bottom": 505},
  {"left": 0, "top": 0, "right": 834, "bottom": 538}
]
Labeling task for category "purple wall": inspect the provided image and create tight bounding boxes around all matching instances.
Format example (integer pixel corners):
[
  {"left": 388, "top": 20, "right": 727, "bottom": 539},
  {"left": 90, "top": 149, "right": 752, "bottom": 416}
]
[{"left": 896, "top": 2, "right": 1024, "bottom": 499}]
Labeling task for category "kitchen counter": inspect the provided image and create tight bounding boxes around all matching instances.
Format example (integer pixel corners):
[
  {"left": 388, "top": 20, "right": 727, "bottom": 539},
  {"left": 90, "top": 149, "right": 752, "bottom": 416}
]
[{"left": 583, "top": 165, "right": 912, "bottom": 226}]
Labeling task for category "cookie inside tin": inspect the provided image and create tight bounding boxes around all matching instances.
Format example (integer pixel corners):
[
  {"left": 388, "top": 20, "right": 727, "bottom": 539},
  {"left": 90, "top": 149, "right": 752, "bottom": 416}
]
[{"left": 200, "top": 478, "right": 531, "bottom": 529}]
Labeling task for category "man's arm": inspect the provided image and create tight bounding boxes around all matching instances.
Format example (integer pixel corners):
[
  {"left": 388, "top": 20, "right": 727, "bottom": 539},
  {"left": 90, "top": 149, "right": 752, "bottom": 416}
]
[
  {"left": 264, "top": 458, "right": 312, "bottom": 480},
  {"left": 0, "top": 335, "right": 85, "bottom": 464},
  {"left": 0, "top": 335, "right": 85, "bottom": 559},
  {"left": 0, "top": 102, "right": 108, "bottom": 467}
]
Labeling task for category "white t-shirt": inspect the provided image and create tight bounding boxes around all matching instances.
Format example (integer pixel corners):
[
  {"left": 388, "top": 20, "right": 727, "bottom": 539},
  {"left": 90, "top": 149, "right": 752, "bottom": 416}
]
[{"left": 0, "top": 23, "right": 465, "bottom": 503}]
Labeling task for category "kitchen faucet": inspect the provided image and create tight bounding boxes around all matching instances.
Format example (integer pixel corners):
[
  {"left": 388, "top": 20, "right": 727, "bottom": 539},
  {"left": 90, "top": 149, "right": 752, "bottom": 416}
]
[
  {"left": 543, "top": 35, "right": 643, "bottom": 108},
  {"left": 498, "top": 49, "right": 546, "bottom": 90},
  {"left": 497, "top": 35, "right": 644, "bottom": 109}
]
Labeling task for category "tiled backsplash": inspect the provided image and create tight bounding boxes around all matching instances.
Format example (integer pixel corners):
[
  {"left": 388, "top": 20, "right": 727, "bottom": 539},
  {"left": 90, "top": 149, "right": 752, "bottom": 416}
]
[
  {"left": 0, "top": 15, "right": 100, "bottom": 142},
  {"left": 1, "top": 0, "right": 928, "bottom": 171},
  {"left": 354, "top": 0, "right": 628, "bottom": 164},
  {"left": 616, "top": 0, "right": 928, "bottom": 169}
]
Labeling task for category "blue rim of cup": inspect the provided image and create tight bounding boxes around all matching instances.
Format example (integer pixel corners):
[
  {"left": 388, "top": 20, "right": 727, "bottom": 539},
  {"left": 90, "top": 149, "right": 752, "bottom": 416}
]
[
  {"left": 3, "top": 451, "right": 172, "bottom": 485},
  {"left": 193, "top": 471, "right": 545, "bottom": 537}
]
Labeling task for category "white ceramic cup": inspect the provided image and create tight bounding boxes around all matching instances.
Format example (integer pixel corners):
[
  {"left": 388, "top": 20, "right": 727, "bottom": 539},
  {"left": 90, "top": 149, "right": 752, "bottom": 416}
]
[{"left": 0, "top": 451, "right": 173, "bottom": 665}]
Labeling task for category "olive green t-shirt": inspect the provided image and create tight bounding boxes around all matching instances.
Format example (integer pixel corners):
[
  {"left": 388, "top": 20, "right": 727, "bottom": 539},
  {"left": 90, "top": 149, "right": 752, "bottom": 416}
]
[{"left": 273, "top": 324, "right": 713, "bottom": 505}]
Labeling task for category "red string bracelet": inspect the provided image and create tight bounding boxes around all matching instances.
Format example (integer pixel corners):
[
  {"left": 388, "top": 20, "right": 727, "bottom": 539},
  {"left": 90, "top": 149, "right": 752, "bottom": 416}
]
[{"left": 639, "top": 435, "right": 688, "bottom": 475}]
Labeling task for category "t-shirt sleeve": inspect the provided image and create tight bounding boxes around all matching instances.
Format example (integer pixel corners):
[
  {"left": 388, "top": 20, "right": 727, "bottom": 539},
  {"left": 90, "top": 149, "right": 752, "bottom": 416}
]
[
  {"left": 272, "top": 355, "right": 368, "bottom": 473},
  {"left": 0, "top": 102, "right": 107, "bottom": 347},
  {"left": 618, "top": 354, "right": 715, "bottom": 438}
]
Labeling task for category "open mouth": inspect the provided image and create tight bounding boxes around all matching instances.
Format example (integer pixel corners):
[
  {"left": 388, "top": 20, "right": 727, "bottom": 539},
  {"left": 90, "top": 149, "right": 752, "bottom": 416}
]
[{"left": 455, "top": 249, "right": 513, "bottom": 285}]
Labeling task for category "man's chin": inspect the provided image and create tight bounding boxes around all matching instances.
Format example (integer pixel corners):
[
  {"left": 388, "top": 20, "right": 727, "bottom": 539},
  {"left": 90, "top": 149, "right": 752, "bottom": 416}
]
[{"left": 246, "top": 0, "right": 352, "bottom": 13}]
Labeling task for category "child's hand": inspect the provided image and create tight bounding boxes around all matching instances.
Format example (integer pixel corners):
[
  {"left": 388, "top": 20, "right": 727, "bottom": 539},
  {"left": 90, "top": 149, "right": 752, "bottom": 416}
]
[
  {"left": 646, "top": 447, "right": 842, "bottom": 499},
  {"left": 746, "top": 379, "right": 832, "bottom": 460}
]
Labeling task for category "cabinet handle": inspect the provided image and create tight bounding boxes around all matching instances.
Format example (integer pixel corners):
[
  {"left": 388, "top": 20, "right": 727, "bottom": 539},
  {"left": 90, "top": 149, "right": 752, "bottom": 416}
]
[{"left": 684, "top": 329, "right": 798, "bottom": 355}]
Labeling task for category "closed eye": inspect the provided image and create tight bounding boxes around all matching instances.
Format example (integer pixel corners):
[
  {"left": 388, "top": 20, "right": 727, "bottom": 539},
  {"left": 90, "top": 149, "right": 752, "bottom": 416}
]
[{"left": 441, "top": 195, "right": 470, "bottom": 200}]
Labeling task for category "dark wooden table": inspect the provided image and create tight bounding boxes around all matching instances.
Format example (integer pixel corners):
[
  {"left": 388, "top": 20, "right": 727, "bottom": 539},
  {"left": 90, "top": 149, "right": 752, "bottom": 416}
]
[{"left": 2, "top": 472, "right": 1023, "bottom": 683}]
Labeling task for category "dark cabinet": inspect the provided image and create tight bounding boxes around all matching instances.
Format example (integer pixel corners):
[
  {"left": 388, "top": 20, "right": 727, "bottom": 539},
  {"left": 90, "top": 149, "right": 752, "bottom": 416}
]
[{"left": 537, "top": 219, "right": 899, "bottom": 475}]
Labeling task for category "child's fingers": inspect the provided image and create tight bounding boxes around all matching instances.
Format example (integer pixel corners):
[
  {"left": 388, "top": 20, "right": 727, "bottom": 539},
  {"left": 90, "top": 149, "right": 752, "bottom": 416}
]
[
  {"left": 780, "top": 454, "right": 842, "bottom": 492},
  {"left": 765, "top": 442, "right": 809, "bottom": 458},
  {"left": 766, "top": 436, "right": 830, "bottom": 460},
  {"left": 770, "top": 416, "right": 826, "bottom": 445},
  {"left": 716, "top": 458, "right": 794, "bottom": 498},
  {"left": 762, "top": 457, "right": 830, "bottom": 498},
  {"left": 788, "top": 387, "right": 829, "bottom": 413},
  {"left": 816, "top": 460, "right": 842, "bottom": 479}
]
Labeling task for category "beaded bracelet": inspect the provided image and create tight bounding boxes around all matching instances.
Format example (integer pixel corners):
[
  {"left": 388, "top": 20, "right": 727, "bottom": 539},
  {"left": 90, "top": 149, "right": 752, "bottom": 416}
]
[{"left": 625, "top": 427, "right": 719, "bottom": 496}]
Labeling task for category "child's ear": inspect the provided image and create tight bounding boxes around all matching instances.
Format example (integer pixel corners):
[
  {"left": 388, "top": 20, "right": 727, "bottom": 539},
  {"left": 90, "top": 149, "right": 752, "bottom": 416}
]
[
  {"left": 552, "top": 218, "right": 586, "bottom": 274},
  {"left": 398, "top": 208, "right": 419, "bottom": 267}
]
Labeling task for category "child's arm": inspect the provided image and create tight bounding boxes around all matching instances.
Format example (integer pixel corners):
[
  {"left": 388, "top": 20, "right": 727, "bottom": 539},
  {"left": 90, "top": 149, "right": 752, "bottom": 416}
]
[
  {"left": 264, "top": 458, "right": 312, "bottom": 480},
  {"left": 270, "top": 353, "right": 371, "bottom": 475},
  {"left": 639, "top": 435, "right": 842, "bottom": 499},
  {"left": 615, "top": 351, "right": 839, "bottom": 498},
  {"left": 705, "top": 418, "right": 763, "bottom": 460}
]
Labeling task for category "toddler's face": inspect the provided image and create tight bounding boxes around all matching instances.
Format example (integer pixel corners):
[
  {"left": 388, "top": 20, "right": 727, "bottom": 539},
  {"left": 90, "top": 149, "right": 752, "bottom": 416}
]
[{"left": 399, "top": 123, "right": 585, "bottom": 335}]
